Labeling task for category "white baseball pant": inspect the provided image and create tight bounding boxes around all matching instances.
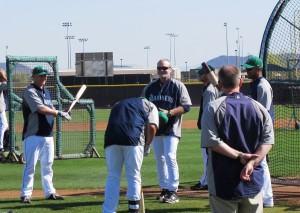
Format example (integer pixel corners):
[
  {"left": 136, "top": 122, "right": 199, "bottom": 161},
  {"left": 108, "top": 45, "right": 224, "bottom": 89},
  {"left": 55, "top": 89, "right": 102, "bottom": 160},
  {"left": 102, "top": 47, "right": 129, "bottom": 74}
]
[{"left": 152, "top": 136, "right": 179, "bottom": 192}]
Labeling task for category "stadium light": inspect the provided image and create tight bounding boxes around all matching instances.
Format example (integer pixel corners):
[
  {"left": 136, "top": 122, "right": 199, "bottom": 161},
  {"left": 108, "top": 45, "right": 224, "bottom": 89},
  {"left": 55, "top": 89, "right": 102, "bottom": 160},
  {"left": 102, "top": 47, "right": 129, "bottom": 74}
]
[
  {"left": 62, "top": 22, "right": 72, "bottom": 69},
  {"left": 236, "top": 27, "right": 240, "bottom": 68},
  {"left": 166, "top": 33, "right": 174, "bottom": 62},
  {"left": 65, "top": 36, "right": 75, "bottom": 69},
  {"left": 224, "top": 22, "right": 229, "bottom": 65},
  {"left": 78, "top": 38, "right": 88, "bottom": 53},
  {"left": 173, "top": 34, "right": 178, "bottom": 66},
  {"left": 144, "top": 46, "right": 150, "bottom": 67}
]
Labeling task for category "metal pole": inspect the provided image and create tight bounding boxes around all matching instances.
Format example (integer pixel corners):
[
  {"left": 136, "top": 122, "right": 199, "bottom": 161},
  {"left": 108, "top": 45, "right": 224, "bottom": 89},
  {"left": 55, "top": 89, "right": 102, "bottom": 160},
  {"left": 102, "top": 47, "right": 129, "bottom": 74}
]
[
  {"left": 68, "top": 36, "right": 75, "bottom": 69},
  {"left": 166, "top": 33, "right": 174, "bottom": 62},
  {"left": 185, "top": 61, "right": 188, "bottom": 82},
  {"left": 236, "top": 27, "right": 240, "bottom": 69},
  {"left": 173, "top": 34, "right": 178, "bottom": 66},
  {"left": 120, "top": 59, "right": 123, "bottom": 68},
  {"left": 235, "top": 50, "right": 238, "bottom": 67},
  {"left": 224, "top": 23, "right": 229, "bottom": 65},
  {"left": 5, "top": 46, "right": 8, "bottom": 56},
  {"left": 240, "top": 35, "right": 244, "bottom": 64},
  {"left": 62, "top": 22, "right": 72, "bottom": 69},
  {"left": 144, "top": 46, "right": 150, "bottom": 67}
]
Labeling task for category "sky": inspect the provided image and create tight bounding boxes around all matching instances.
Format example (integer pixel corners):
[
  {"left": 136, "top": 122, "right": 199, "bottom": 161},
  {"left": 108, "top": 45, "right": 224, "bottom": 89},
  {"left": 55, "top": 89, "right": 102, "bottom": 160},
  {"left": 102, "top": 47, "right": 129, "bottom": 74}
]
[{"left": 0, "top": 0, "right": 280, "bottom": 71}]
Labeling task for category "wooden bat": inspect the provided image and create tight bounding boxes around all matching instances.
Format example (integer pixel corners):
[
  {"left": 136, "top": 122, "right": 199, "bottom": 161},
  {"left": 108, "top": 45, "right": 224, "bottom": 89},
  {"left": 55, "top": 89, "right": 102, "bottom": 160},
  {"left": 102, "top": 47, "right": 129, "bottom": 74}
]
[
  {"left": 201, "top": 62, "right": 219, "bottom": 87},
  {"left": 139, "top": 188, "right": 145, "bottom": 213},
  {"left": 67, "top": 84, "right": 87, "bottom": 113}
]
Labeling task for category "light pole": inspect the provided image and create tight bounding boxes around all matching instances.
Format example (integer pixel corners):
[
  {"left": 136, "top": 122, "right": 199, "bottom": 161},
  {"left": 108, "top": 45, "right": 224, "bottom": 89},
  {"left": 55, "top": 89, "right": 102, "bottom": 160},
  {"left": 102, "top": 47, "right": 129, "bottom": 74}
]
[
  {"left": 166, "top": 33, "right": 174, "bottom": 62},
  {"left": 62, "top": 22, "right": 72, "bottom": 69},
  {"left": 120, "top": 58, "right": 123, "bottom": 68},
  {"left": 185, "top": 61, "right": 189, "bottom": 82},
  {"left": 78, "top": 38, "right": 88, "bottom": 53},
  {"left": 173, "top": 34, "right": 178, "bottom": 66},
  {"left": 144, "top": 46, "right": 150, "bottom": 67},
  {"left": 240, "top": 35, "right": 244, "bottom": 64},
  {"left": 5, "top": 46, "right": 8, "bottom": 56},
  {"left": 224, "top": 22, "right": 229, "bottom": 65},
  {"left": 236, "top": 27, "right": 240, "bottom": 68},
  {"left": 235, "top": 50, "right": 238, "bottom": 67},
  {"left": 67, "top": 36, "right": 75, "bottom": 69}
]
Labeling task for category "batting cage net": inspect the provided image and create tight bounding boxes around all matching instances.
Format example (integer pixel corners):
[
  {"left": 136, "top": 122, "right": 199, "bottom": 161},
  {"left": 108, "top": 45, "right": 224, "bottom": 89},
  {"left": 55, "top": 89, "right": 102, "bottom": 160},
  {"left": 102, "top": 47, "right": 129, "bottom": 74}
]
[
  {"left": 260, "top": 0, "right": 300, "bottom": 185},
  {"left": 6, "top": 56, "right": 98, "bottom": 162}
]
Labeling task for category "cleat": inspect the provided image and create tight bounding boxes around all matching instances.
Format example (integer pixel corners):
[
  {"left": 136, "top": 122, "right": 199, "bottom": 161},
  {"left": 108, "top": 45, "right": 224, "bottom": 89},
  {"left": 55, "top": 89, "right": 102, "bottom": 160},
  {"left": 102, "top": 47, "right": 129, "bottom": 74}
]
[
  {"left": 46, "top": 193, "right": 64, "bottom": 200},
  {"left": 163, "top": 191, "right": 179, "bottom": 204},
  {"left": 156, "top": 189, "right": 169, "bottom": 202},
  {"left": 190, "top": 183, "right": 208, "bottom": 190},
  {"left": 20, "top": 196, "right": 32, "bottom": 203}
]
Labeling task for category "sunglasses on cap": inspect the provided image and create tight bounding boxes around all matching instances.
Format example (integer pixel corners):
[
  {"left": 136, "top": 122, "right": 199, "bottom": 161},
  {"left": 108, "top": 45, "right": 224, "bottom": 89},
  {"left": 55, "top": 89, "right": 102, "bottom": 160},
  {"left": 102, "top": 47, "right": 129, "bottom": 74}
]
[{"left": 157, "top": 66, "right": 170, "bottom": 71}]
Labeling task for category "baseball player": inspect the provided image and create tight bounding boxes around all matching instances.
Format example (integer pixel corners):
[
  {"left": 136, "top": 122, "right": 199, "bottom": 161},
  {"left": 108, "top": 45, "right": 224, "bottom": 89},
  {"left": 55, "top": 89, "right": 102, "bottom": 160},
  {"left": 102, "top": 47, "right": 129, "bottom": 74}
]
[
  {"left": 102, "top": 97, "right": 159, "bottom": 213},
  {"left": 190, "top": 65, "right": 220, "bottom": 191},
  {"left": 201, "top": 65, "right": 274, "bottom": 212},
  {"left": 141, "top": 59, "right": 192, "bottom": 204},
  {"left": 242, "top": 56, "right": 274, "bottom": 208},
  {"left": 20, "top": 66, "right": 71, "bottom": 203},
  {"left": 0, "top": 69, "right": 8, "bottom": 155}
]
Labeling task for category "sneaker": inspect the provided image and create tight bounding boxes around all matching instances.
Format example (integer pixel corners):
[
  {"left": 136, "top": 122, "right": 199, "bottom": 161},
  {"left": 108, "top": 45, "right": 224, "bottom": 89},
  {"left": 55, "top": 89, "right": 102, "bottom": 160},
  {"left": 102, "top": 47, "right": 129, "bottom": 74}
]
[
  {"left": 20, "top": 196, "right": 32, "bottom": 203},
  {"left": 46, "top": 193, "right": 64, "bottom": 200},
  {"left": 163, "top": 191, "right": 179, "bottom": 204},
  {"left": 156, "top": 189, "right": 169, "bottom": 202},
  {"left": 190, "top": 183, "right": 208, "bottom": 190}
]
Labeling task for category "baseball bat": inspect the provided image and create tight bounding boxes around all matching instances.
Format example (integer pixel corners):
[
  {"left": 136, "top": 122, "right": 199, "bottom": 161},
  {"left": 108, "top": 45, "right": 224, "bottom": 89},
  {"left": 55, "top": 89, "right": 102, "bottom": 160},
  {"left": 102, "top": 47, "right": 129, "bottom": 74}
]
[
  {"left": 67, "top": 84, "right": 87, "bottom": 113},
  {"left": 201, "top": 62, "right": 219, "bottom": 87},
  {"left": 139, "top": 188, "right": 145, "bottom": 213}
]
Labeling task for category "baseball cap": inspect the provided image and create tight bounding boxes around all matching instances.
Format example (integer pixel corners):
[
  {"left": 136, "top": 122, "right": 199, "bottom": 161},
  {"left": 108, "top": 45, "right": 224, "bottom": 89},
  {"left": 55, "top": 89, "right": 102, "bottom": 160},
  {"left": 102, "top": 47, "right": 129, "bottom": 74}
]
[
  {"left": 195, "top": 65, "right": 215, "bottom": 75},
  {"left": 32, "top": 66, "right": 49, "bottom": 75},
  {"left": 241, "top": 56, "right": 263, "bottom": 68}
]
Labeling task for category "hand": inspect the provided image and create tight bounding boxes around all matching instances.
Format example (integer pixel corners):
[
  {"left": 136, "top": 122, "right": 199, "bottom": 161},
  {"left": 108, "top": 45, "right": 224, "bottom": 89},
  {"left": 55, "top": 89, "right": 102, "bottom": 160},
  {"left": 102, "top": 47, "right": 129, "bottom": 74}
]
[
  {"left": 144, "top": 144, "right": 151, "bottom": 156},
  {"left": 57, "top": 111, "right": 72, "bottom": 121},
  {"left": 239, "top": 153, "right": 260, "bottom": 165},
  {"left": 240, "top": 163, "right": 254, "bottom": 182}
]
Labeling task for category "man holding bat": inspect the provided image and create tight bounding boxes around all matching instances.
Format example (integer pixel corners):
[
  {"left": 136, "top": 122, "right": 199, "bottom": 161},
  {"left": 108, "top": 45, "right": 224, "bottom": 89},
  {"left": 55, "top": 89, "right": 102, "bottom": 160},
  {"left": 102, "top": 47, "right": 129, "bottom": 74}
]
[
  {"left": 20, "top": 66, "right": 71, "bottom": 203},
  {"left": 190, "top": 65, "right": 220, "bottom": 191}
]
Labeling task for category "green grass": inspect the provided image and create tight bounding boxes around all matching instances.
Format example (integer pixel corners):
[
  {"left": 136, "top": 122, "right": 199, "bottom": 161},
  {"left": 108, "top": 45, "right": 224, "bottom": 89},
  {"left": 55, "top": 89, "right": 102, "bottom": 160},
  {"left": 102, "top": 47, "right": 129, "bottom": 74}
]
[{"left": 0, "top": 108, "right": 299, "bottom": 212}]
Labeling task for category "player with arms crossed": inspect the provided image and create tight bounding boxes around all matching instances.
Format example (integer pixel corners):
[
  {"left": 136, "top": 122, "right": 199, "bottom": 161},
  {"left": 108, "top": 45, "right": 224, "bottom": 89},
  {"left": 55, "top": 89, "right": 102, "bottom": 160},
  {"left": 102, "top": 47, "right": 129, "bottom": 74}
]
[
  {"left": 142, "top": 59, "right": 192, "bottom": 204},
  {"left": 201, "top": 66, "right": 274, "bottom": 213},
  {"left": 20, "top": 66, "right": 71, "bottom": 203}
]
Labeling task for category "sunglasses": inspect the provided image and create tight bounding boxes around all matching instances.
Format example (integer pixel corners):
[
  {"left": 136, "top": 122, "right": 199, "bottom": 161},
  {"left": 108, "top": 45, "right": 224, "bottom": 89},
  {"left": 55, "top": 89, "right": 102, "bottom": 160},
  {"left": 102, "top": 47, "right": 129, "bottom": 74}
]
[{"left": 157, "top": 66, "right": 170, "bottom": 71}]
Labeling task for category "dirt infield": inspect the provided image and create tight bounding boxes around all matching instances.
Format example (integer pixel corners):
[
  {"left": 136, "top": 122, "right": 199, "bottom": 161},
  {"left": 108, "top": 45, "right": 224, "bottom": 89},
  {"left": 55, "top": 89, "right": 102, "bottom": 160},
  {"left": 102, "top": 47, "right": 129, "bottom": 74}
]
[{"left": 0, "top": 184, "right": 299, "bottom": 206}]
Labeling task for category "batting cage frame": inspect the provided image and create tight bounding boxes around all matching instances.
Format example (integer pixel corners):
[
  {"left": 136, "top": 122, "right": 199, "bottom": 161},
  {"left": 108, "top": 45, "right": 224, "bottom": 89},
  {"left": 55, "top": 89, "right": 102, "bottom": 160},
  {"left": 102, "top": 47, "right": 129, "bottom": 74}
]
[
  {"left": 5, "top": 56, "right": 99, "bottom": 162},
  {"left": 260, "top": 0, "right": 300, "bottom": 185}
]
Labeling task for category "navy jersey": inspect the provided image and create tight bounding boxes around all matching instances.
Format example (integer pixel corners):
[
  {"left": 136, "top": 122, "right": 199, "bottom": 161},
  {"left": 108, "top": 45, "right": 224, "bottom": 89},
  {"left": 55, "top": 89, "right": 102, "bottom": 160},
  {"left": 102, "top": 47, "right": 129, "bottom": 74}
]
[
  {"left": 104, "top": 97, "right": 158, "bottom": 148},
  {"left": 201, "top": 93, "right": 274, "bottom": 199},
  {"left": 142, "top": 78, "right": 192, "bottom": 137},
  {"left": 22, "top": 84, "right": 54, "bottom": 139}
]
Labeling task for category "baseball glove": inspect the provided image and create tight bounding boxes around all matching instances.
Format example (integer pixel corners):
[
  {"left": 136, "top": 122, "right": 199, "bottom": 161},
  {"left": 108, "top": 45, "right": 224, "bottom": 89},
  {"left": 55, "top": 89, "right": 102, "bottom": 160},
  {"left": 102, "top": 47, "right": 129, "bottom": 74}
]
[{"left": 158, "top": 111, "right": 169, "bottom": 129}]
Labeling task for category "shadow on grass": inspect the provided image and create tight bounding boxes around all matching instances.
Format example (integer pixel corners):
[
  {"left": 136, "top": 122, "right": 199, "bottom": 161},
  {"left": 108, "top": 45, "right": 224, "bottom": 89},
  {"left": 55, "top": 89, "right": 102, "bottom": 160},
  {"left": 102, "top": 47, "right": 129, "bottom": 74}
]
[{"left": 0, "top": 199, "right": 101, "bottom": 211}]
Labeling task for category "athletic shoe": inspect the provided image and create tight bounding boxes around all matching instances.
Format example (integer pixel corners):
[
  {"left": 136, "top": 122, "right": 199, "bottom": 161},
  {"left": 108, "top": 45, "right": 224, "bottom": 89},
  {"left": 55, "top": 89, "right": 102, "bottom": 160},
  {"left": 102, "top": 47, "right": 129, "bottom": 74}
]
[
  {"left": 163, "top": 191, "right": 179, "bottom": 204},
  {"left": 190, "top": 183, "right": 208, "bottom": 190},
  {"left": 46, "top": 193, "right": 64, "bottom": 200},
  {"left": 156, "top": 189, "right": 169, "bottom": 202},
  {"left": 20, "top": 196, "right": 32, "bottom": 203}
]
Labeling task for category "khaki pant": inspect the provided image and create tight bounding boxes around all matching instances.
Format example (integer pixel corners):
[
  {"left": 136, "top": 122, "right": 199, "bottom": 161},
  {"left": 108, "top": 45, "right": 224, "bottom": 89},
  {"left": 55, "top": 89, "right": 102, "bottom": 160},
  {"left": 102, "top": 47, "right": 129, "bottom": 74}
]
[{"left": 209, "top": 191, "right": 263, "bottom": 213}]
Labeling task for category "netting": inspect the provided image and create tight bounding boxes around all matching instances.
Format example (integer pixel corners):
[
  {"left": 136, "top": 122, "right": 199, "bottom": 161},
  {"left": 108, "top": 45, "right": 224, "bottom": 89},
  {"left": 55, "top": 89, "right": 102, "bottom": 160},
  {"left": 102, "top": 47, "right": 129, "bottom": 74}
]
[
  {"left": 6, "top": 56, "right": 97, "bottom": 161},
  {"left": 260, "top": 0, "right": 300, "bottom": 184}
]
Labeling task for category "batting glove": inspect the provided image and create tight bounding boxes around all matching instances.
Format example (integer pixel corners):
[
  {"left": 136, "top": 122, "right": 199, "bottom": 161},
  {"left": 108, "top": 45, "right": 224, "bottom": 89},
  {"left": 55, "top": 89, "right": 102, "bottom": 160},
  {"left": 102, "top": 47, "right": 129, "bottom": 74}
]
[
  {"left": 56, "top": 111, "right": 72, "bottom": 121},
  {"left": 144, "top": 144, "right": 151, "bottom": 156}
]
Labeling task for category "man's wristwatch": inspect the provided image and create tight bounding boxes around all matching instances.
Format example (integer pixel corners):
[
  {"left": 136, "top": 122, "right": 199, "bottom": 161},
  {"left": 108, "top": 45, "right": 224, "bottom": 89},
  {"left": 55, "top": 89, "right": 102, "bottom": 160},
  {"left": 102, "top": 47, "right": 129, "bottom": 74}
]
[
  {"left": 237, "top": 152, "right": 243, "bottom": 160},
  {"left": 167, "top": 110, "right": 172, "bottom": 117}
]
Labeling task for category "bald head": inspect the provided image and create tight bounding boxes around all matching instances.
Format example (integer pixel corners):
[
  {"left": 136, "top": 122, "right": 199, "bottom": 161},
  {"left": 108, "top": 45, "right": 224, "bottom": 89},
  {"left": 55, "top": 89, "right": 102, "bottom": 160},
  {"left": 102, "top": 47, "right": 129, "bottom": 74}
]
[{"left": 218, "top": 66, "right": 241, "bottom": 90}]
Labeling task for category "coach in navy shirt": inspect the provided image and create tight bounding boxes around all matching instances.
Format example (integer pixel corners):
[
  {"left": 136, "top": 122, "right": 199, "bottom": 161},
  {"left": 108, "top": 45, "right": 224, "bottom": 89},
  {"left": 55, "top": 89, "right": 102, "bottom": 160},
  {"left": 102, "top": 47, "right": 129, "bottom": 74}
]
[{"left": 201, "top": 66, "right": 274, "bottom": 213}]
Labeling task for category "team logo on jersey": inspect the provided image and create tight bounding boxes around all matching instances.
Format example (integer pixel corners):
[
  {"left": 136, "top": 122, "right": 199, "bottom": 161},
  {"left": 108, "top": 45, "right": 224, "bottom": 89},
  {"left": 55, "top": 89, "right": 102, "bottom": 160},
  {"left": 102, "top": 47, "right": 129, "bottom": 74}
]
[{"left": 148, "top": 94, "right": 173, "bottom": 103}]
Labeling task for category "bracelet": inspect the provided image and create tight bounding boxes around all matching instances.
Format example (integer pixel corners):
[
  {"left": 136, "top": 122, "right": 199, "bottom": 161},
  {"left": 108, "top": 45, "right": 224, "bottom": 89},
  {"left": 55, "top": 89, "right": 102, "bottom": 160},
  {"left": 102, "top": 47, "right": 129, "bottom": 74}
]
[{"left": 237, "top": 152, "right": 243, "bottom": 160}]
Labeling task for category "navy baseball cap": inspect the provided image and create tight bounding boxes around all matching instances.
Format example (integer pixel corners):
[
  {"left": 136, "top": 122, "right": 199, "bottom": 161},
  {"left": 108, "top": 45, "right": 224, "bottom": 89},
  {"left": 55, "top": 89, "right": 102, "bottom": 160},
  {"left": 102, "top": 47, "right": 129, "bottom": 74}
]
[
  {"left": 242, "top": 56, "right": 263, "bottom": 68},
  {"left": 32, "top": 66, "right": 49, "bottom": 75},
  {"left": 195, "top": 65, "right": 215, "bottom": 75}
]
